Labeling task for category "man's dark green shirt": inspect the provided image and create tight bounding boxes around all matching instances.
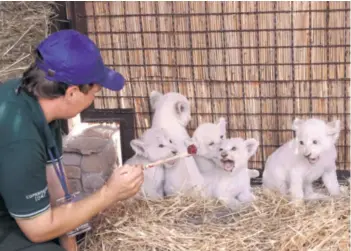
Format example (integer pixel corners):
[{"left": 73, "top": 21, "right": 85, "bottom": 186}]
[{"left": 0, "top": 78, "right": 63, "bottom": 235}]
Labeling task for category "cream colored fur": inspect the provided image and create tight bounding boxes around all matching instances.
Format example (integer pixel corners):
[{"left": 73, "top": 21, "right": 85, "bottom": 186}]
[
  {"left": 262, "top": 118, "right": 341, "bottom": 201},
  {"left": 189, "top": 118, "right": 260, "bottom": 179},
  {"left": 207, "top": 137, "right": 259, "bottom": 209},
  {"left": 150, "top": 91, "right": 205, "bottom": 196},
  {"left": 124, "top": 127, "right": 179, "bottom": 200}
]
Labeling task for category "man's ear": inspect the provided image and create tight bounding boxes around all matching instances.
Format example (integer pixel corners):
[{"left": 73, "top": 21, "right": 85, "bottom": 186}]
[
  {"left": 292, "top": 118, "right": 304, "bottom": 131},
  {"left": 130, "top": 139, "right": 147, "bottom": 157},
  {"left": 64, "top": 85, "right": 80, "bottom": 100},
  {"left": 217, "top": 117, "right": 227, "bottom": 137},
  {"left": 150, "top": 91, "right": 163, "bottom": 111},
  {"left": 245, "top": 138, "right": 259, "bottom": 158},
  {"left": 175, "top": 101, "right": 186, "bottom": 115},
  {"left": 326, "top": 119, "right": 341, "bottom": 143}
]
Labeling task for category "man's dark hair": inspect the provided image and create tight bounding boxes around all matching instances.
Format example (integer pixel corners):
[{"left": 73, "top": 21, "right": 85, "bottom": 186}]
[{"left": 20, "top": 50, "right": 94, "bottom": 99}]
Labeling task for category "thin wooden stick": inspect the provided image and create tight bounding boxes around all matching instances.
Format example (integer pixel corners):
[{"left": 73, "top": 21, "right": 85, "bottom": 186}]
[{"left": 144, "top": 144, "right": 197, "bottom": 169}]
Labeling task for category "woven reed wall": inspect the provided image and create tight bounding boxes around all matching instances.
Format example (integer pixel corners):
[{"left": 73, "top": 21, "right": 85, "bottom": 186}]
[{"left": 73, "top": 1, "right": 350, "bottom": 170}]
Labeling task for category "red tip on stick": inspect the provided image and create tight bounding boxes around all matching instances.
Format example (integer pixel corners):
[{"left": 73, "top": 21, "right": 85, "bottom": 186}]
[{"left": 187, "top": 144, "right": 197, "bottom": 155}]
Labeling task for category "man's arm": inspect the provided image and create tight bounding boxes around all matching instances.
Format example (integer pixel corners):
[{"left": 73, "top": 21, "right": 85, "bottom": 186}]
[
  {"left": 1, "top": 140, "right": 144, "bottom": 244},
  {"left": 15, "top": 182, "right": 111, "bottom": 243},
  {"left": 46, "top": 162, "right": 77, "bottom": 250},
  {"left": 16, "top": 164, "right": 143, "bottom": 243}
]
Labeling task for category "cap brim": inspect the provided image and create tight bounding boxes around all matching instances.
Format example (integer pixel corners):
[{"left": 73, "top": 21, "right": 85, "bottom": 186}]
[{"left": 100, "top": 67, "right": 125, "bottom": 91}]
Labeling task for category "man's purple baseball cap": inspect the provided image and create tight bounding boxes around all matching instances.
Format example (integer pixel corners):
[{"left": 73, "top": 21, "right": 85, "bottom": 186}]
[{"left": 35, "top": 29, "right": 125, "bottom": 91}]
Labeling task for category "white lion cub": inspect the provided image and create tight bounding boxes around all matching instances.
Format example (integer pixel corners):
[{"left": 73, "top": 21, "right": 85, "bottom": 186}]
[
  {"left": 150, "top": 90, "right": 205, "bottom": 196},
  {"left": 190, "top": 117, "right": 260, "bottom": 179},
  {"left": 124, "top": 127, "right": 178, "bottom": 200},
  {"left": 210, "top": 137, "right": 259, "bottom": 209},
  {"left": 191, "top": 117, "right": 227, "bottom": 175},
  {"left": 262, "top": 118, "right": 341, "bottom": 201}
]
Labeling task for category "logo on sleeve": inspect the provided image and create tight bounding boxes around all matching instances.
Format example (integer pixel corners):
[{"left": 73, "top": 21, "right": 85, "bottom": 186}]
[{"left": 25, "top": 186, "right": 48, "bottom": 202}]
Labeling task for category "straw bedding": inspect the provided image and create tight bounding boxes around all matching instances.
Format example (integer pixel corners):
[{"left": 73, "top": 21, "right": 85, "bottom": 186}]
[
  {"left": 79, "top": 182, "right": 350, "bottom": 251},
  {"left": 0, "top": 1, "right": 57, "bottom": 81}
]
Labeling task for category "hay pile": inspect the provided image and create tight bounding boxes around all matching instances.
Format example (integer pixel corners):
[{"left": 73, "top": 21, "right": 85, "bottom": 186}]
[
  {"left": 0, "top": 1, "right": 57, "bottom": 81},
  {"left": 79, "top": 184, "right": 350, "bottom": 251}
]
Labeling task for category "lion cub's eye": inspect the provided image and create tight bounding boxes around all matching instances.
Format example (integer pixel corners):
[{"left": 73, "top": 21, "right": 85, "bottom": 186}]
[
  {"left": 312, "top": 140, "right": 318, "bottom": 144},
  {"left": 159, "top": 144, "right": 164, "bottom": 148},
  {"left": 219, "top": 148, "right": 223, "bottom": 151},
  {"left": 231, "top": 146, "right": 236, "bottom": 151},
  {"left": 299, "top": 141, "right": 304, "bottom": 145},
  {"left": 169, "top": 139, "right": 172, "bottom": 144},
  {"left": 209, "top": 142, "right": 214, "bottom": 146},
  {"left": 220, "top": 135, "right": 224, "bottom": 139}
]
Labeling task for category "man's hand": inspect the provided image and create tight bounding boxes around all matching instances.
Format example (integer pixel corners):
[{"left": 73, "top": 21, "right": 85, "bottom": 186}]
[
  {"left": 15, "top": 164, "right": 144, "bottom": 244},
  {"left": 105, "top": 164, "right": 144, "bottom": 201}
]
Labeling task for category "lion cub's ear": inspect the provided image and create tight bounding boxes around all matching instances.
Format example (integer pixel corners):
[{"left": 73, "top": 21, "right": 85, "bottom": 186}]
[
  {"left": 150, "top": 90, "right": 163, "bottom": 111},
  {"left": 175, "top": 101, "right": 186, "bottom": 115},
  {"left": 326, "top": 119, "right": 341, "bottom": 143},
  {"left": 130, "top": 139, "right": 148, "bottom": 158},
  {"left": 245, "top": 138, "right": 259, "bottom": 158},
  {"left": 292, "top": 118, "right": 304, "bottom": 131},
  {"left": 217, "top": 117, "right": 227, "bottom": 138}
]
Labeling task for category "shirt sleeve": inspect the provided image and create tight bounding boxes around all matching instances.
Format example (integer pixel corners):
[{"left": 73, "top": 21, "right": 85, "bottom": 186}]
[{"left": 0, "top": 139, "right": 51, "bottom": 219}]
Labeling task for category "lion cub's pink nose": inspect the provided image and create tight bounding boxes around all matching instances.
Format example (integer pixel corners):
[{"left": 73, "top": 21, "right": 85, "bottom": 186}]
[{"left": 221, "top": 152, "right": 228, "bottom": 158}]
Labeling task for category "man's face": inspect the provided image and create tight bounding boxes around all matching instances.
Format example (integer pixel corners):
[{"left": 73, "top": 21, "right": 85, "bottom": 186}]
[{"left": 62, "top": 84, "right": 101, "bottom": 119}]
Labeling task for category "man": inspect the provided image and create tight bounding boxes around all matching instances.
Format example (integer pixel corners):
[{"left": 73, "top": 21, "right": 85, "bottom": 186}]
[{"left": 0, "top": 29, "right": 144, "bottom": 250}]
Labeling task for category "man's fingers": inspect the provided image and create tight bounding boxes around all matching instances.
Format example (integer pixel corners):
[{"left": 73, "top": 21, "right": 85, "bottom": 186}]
[
  {"left": 119, "top": 164, "right": 142, "bottom": 173},
  {"left": 132, "top": 179, "right": 144, "bottom": 192},
  {"left": 129, "top": 172, "right": 144, "bottom": 186},
  {"left": 115, "top": 166, "right": 128, "bottom": 176},
  {"left": 130, "top": 165, "right": 144, "bottom": 177},
  {"left": 118, "top": 166, "right": 143, "bottom": 184},
  {"left": 131, "top": 174, "right": 144, "bottom": 187}
]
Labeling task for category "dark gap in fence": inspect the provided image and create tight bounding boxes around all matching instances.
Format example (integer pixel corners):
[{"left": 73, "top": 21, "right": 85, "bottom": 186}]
[
  {"left": 187, "top": 1, "right": 198, "bottom": 128},
  {"left": 273, "top": 2, "right": 280, "bottom": 147},
  {"left": 95, "top": 95, "right": 350, "bottom": 100},
  {"left": 326, "top": 2, "right": 331, "bottom": 121},
  {"left": 291, "top": 2, "right": 296, "bottom": 118},
  {"left": 171, "top": 2, "right": 180, "bottom": 92},
  {"left": 87, "top": 27, "right": 349, "bottom": 35},
  {"left": 309, "top": 2, "right": 313, "bottom": 116},
  {"left": 220, "top": 1, "right": 230, "bottom": 138},
  {"left": 80, "top": 109, "right": 136, "bottom": 162},
  {"left": 256, "top": 2, "right": 265, "bottom": 168},
  {"left": 122, "top": 1, "right": 137, "bottom": 137},
  {"left": 91, "top": 3, "right": 106, "bottom": 110},
  {"left": 98, "top": 44, "right": 350, "bottom": 51},
  {"left": 206, "top": 1, "right": 214, "bottom": 123},
  {"left": 103, "top": 62, "right": 350, "bottom": 67},
  {"left": 154, "top": 1, "right": 165, "bottom": 97},
  {"left": 103, "top": 111, "right": 349, "bottom": 116},
  {"left": 107, "top": 2, "right": 121, "bottom": 109},
  {"left": 112, "top": 79, "right": 350, "bottom": 84},
  {"left": 81, "top": 8, "right": 349, "bottom": 17},
  {"left": 238, "top": 2, "right": 247, "bottom": 139},
  {"left": 343, "top": 1, "right": 349, "bottom": 171},
  {"left": 138, "top": 1, "right": 152, "bottom": 124}
]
